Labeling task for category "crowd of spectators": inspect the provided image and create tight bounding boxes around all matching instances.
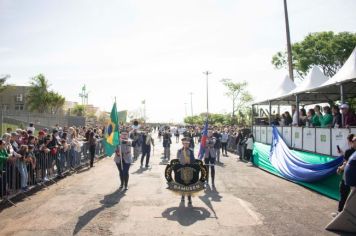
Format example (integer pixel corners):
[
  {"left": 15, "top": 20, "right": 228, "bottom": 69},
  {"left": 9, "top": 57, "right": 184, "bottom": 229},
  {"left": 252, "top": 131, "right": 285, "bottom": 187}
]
[
  {"left": 270, "top": 103, "right": 356, "bottom": 128},
  {"left": 0, "top": 123, "right": 104, "bottom": 199}
]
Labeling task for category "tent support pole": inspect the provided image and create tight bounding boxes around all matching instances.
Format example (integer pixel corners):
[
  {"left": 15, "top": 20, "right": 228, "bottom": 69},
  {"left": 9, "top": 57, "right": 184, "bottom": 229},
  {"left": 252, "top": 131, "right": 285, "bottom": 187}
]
[
  {"left": 295, "top": 95, "right": 300, "bottom": 126},
  {"left": 268, "top": 101, "right": 272, "bottom": 125},
  {"left": 251, "top": 105, "right": 254, "bottom": 127},
  {"left": 340, "top": 84, "right": 345, "bottom": 127}
]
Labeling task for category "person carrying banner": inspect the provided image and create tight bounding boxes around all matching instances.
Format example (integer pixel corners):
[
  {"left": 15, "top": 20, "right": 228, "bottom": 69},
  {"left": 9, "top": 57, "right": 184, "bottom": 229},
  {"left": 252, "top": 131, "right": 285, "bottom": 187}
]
[
  {"left": 177, "top": 137, "right": 195, "bottom": 206},
  {"left": 114, "top": 130, "right": 132, "bottom": 190}
]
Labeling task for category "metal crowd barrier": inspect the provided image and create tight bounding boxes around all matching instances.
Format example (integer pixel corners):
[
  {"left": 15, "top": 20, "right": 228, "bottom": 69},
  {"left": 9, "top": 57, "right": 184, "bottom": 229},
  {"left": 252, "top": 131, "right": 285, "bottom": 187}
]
[{"left": 0, "top": 139, "right": 105, "bottom": 205}]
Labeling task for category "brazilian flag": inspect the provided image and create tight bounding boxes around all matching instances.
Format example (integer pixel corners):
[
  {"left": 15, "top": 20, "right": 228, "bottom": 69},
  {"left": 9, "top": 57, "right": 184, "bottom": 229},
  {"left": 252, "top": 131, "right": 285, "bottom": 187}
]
[{"left": 104, "top": 102, "right": 120, "bottom": 156}]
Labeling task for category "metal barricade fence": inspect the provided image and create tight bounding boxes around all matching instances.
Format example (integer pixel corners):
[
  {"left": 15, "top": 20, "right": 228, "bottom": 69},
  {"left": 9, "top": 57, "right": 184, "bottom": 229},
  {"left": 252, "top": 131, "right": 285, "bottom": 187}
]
[{"left": 0, "top": 139, "right": 105, "bottom": 205}]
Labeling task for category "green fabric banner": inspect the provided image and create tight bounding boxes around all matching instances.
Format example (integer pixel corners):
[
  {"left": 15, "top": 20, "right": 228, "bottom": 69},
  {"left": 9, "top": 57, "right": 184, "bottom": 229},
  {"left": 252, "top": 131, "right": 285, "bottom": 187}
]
[{"left": 253, "top": 142, "right": 341, "bottom": 200}]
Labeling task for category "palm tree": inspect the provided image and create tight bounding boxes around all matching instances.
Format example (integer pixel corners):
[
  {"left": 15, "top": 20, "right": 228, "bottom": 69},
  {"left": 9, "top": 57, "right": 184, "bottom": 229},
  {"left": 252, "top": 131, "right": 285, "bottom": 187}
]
[{"left": 27, "top": 74, "right": 50, "bottom": 113}]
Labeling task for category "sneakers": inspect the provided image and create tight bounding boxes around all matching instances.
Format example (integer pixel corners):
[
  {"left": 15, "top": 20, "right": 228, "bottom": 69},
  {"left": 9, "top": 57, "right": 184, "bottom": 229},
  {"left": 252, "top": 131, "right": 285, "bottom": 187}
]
[
  {"left": 331, "top": 212, "right": 339, "bottom": 218},
  {"left": 124, "top": 186, "right": 128, "bottom": 191}
]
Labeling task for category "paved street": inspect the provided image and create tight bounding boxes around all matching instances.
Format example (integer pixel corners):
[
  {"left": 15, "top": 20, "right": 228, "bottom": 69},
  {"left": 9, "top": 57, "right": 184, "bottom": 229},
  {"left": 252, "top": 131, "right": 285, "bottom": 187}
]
[{"left": 0, "top": 136, "right": 342, "bottom": 236}]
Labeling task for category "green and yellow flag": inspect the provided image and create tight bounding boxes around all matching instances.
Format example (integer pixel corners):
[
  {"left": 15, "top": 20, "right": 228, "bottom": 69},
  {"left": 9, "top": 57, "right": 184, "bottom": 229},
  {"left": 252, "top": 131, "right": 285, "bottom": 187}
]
[{"left": 104, "top": 102, "right": 120, "bottom": 156}]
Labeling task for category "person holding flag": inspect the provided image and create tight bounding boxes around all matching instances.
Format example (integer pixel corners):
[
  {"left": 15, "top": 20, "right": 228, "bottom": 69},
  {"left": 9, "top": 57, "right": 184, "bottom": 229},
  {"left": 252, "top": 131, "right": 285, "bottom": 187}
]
[
  {"left": 198, "top": 119, "right": 216, "bottom": 187},
  {"left": 114, "top": 129, "right": 132, "bottom": 190}
]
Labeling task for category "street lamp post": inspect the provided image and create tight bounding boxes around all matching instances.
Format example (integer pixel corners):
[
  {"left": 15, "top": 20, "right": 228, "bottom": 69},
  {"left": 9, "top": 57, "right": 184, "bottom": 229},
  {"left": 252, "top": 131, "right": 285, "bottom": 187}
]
[
  {"left": 189, "top": 92, "right": 193, "bottom": 116},
  {"left": 203, "top": 71, "right": 212, "bottom": 117}
]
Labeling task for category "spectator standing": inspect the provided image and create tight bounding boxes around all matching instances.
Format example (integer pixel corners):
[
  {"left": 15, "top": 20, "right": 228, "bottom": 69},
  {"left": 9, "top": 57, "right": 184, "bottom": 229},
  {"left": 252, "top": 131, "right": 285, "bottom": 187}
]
[
  {"left": 221, "top": 128, "right": 229, "bottom": 157},
  {"left": 332, "top": 105, "right": 342, "bottom": 128},
  {"left": 340, "top": 104, "right": 356, "bottom": 128}
]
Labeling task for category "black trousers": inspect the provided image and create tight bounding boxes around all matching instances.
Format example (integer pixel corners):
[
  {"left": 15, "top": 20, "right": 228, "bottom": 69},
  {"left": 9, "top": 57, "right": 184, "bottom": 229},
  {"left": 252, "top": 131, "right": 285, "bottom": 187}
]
[
  {"left": 221, "top": 142, "right": 227, "bottom": 155},
  {"left": 204, "top": 156, "right": 215, "bottom": 184},
  {"left": 0, "top": 169, "right": 6, "bottom": 198},
  {"left": 116, "top": 161, "right": 131, "bottom": 187},
  {"left": 141, "top": 149, "right": 151, "bottom": 166},
  {"left": 338, "top": 180, "right": 350, "bottom": 212},
  {"left": 245, "top": 149, "right": 253, "bottom": 162},
  {"left": 89, "top": 145, "right": 96, "bottom": 167}
]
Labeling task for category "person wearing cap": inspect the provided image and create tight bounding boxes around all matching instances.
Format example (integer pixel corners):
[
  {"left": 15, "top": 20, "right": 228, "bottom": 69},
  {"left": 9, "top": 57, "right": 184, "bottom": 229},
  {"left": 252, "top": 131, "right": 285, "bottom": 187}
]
[
  {"left": 340, "top": 104, "right": 356, "bottom": 128},
  {"left": 27, "top": 123, "right": 35, "bottom": 134},
  {"left": 177, "top": 137, "right": 195, "bottom": 206},
  {"left": 141, "top": 128, "right": 154, "bottom": 168},
  {"left": 114, "top": 130, "right": 132, "bottom": 190},
  {"left": 204, "top": 130, "right": 217, "bottom": 187}
]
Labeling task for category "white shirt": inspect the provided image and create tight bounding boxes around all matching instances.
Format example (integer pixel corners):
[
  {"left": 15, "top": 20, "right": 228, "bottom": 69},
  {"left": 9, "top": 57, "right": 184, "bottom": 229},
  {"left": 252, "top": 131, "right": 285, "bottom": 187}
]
[
  {"left": 246, "top": 138, "right": 254, "bottom": 150},
  {"left": 292, "top": 112, "right": 298, "bottom": 126},
  {"left": 221, "top": 133, "right": 229, "bottom": 143}
]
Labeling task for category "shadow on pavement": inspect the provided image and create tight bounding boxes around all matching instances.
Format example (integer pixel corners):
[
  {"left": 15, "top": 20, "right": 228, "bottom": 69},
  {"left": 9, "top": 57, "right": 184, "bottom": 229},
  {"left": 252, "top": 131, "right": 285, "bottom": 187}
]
[
  {"left": 199, "top": 185, "right": 222, "bottom": 219},
  {"left": 131, "top": 167, "right": 151, "bottom": 175},
  {"left": 161, "top": 202, "right": 212, "bottom": 226},
  {"left": 73, "top": 189, "right": 125, "bottom": 235}
]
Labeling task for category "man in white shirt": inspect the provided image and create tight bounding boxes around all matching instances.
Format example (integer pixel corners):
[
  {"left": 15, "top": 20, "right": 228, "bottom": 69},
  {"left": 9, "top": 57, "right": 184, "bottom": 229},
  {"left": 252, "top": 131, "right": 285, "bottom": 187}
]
[{"left": 221, "top": 128, "right": 229, "bottom": 156}]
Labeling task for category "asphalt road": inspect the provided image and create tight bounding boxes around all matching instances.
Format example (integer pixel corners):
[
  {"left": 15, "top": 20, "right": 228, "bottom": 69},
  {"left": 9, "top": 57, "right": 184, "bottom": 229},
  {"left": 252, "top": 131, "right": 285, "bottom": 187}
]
[{"left": 0, "top": 135, "right": 343, "bottom": 236}]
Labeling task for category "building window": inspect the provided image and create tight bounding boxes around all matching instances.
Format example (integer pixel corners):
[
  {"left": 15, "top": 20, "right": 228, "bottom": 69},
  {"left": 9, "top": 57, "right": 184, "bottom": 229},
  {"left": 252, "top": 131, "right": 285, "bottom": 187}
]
[
  {"left": 16, "top": 94, "right": 23, "bottom": 102},
  {"left": 15, "top": 104, "right": 24, "bottom": 111},
  {"left": 2, "top": 104, "right": 9, "bottom": 111}
]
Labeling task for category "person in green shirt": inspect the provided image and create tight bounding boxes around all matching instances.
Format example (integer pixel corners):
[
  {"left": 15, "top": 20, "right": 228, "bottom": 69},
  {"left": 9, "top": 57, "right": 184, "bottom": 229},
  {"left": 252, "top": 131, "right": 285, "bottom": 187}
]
[
  {"left": 308, "top": 109, "right": 321, "bottom": 127},
  {"left": 319, "top": 106, "right": 333, "bottom": 128},
  {"left": 0, "top": 139, "right": 9, "bottom": 197}
]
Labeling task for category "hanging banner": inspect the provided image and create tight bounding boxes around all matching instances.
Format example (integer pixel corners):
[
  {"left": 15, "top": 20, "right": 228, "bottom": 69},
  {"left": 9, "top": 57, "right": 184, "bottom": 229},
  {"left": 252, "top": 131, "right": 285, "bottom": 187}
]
[
  {"left": 331, "top": 128, "right": 350, "bottom": 156},
  {"left": 316, "top": 128, "right": 331, "bottom": 155},
  {"left": 260, "top": 126, "right": 267, "bottom": 144},
  {"left": 256, "top": 126, "right": 261, "bottom": 142},
  {"left": 267, "top": 127, "right": 273, "bottom": 144},
  {"left": 292, "top": 127, "right": 303, "bottom": 149},
  {"left": 282, "top": 127, "right": 292, "bottom": 146},
  {"left": 303, "top": 128, "right": 316, "bottom": 152}
]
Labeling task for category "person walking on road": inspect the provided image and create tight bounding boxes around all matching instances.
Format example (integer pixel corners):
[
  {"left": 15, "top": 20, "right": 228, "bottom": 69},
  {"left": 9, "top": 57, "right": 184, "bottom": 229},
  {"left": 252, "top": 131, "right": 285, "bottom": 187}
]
[
  {"left": 114, "top": 130, "right": 133, "bottom": 190},
  {"left": 141, "top": 128, "right": 154, "bottom": 168},
  {"left": 221, "top": 128, "right": 229, "bottom": 157},
  {"left": 204, "top": 130, "right": 216, "bottom": 187}
]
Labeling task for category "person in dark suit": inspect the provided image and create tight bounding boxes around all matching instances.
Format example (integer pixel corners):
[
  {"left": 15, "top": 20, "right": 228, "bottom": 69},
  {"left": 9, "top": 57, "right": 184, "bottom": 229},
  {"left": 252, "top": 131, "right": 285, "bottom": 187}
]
[{"left": 141, "top": 128, "right": 154, "bottom": 168}]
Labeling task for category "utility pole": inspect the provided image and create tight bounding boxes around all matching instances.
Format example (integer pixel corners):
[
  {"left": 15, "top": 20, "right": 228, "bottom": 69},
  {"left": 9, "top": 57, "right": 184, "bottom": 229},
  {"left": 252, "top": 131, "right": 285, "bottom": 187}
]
[
  {"left": 203, "top": 71, "right": 212, "bottom": 117},
  {"left": 189, "top": 92, "right": 193, "bottom": 116},
  {"left": 284, "top": 0, "right": 294, "bottom": 81},
  {"left": 184, "top": 102, "right": 188, "bottom": 117}
]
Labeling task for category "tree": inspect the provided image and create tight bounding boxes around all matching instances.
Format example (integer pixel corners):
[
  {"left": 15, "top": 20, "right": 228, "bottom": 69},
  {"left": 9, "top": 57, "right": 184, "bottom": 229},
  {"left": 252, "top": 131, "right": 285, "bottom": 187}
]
[
  {"left": 0, "top": 74, "right": 10, "bottom": 93},
  {"left": 47, "top": 91, "right": 65, "bottom": 114},
  {"left": 221, "top": 79, "right": 253, "bottom": 123},
  {"left": 272, "top": 31, "right": 356, "bottom": 79},
  {"left": 27, "top": 74, "right": 50, "bottom": 113},
  {"left": 27, "top": 74, "right": 66, "bottom": 113},
  {"left": 72, "top": 104, "right": 86, "bottom": 116}
]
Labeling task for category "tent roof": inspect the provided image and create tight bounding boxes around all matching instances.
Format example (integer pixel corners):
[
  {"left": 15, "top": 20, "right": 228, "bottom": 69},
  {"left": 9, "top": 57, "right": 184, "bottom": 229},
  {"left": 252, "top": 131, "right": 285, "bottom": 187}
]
[
  {"left": 253, "top": 47, "right": 356, "bottom": 106},
  {"left": 253, "top": 75, "right": 296, "bottom": 104},
  {"left": 288, "top": 66, "right": 328, "bottom": 94},
  {"left": 320, "top": 46, "right": 356, "bottom": 87}
]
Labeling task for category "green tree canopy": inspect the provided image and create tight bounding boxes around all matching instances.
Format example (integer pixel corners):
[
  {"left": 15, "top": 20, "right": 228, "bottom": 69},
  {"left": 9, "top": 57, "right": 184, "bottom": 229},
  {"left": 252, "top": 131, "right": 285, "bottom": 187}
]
[
  {"left": 272, "top": 31, "right": 356, "bottom": 79},
  {"left": 220, "top": 79, "right": 253, "bottom": 122},
  {"left": 72, "top": 104, "right": 86, "bottom": 116},
  {"left": 27, "top": 74, "right": 65, "bottom": 113},
  {"left": 0, "top": 74, "right": 10, "bottom": 93}
]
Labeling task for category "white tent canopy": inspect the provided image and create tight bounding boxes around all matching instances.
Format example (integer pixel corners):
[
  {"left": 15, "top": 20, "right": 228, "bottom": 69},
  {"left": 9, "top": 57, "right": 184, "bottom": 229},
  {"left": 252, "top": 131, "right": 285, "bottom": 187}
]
[
  {"left": 288, "top": 66, "right": 328, "bottom": 95},
  {"left": 253, "top": 46, "right": 356, "bottom": 106},
  {"left": 253, "top": 75, "right": 296, "bottom": 104},
  {"left": 321, "top": 47, "right": 356, "bottom": 87}
]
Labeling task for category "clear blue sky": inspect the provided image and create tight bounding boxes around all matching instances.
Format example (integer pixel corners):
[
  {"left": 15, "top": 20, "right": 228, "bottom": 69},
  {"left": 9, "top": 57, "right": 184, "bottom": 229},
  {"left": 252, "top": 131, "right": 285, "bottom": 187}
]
[{"left": 0, "top": 0, "right": 355, "bottom": 122}]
